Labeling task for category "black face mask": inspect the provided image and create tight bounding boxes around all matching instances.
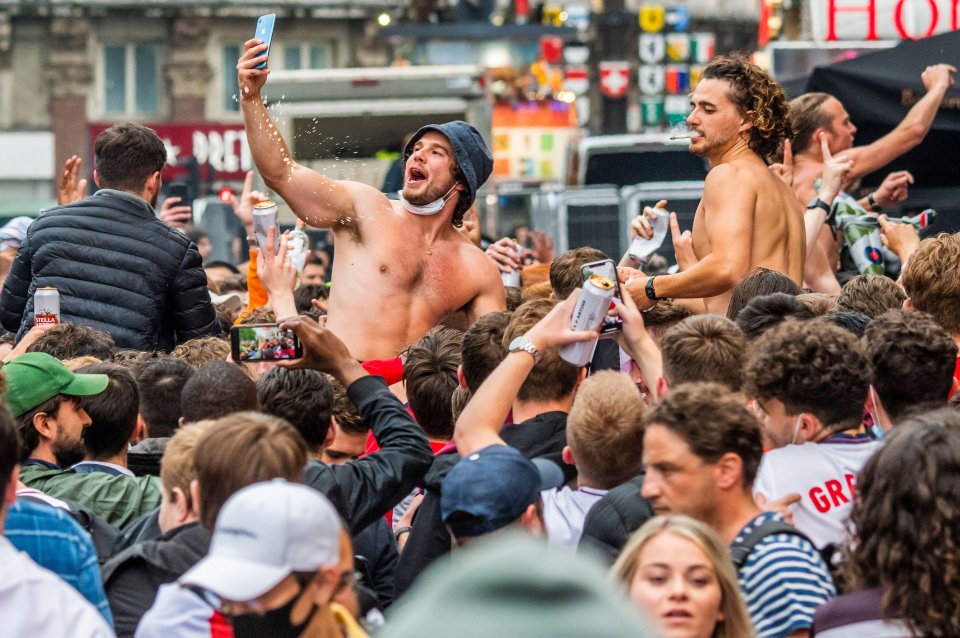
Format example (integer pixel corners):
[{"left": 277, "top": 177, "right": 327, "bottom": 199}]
[{"left": 229, "top": 597, "right": 316, "bottom": 638}]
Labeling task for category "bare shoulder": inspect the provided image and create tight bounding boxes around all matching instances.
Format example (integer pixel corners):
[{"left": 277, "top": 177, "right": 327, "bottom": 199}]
[
  {"left": 704, "top": 160, "right": 762, "bottom": 194},
  {"left": 454, "top": 235, "right": 501, "bottom": 290},
  {"left": 704, "top": 160, "right": 759, "bottom": 187}
]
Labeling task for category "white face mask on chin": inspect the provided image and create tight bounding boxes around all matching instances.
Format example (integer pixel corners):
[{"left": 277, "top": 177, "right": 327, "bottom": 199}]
[{"left": 398, "top": 184, "right": 458, "bottom": 216}]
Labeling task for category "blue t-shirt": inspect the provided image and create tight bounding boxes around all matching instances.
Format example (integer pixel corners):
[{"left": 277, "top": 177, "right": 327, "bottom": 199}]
[
  {"left": 5, "top": 498, "right": 114, "bottom": 627},
  {"left": 733, "top": 511, "right": 836, "bottom": 637}
]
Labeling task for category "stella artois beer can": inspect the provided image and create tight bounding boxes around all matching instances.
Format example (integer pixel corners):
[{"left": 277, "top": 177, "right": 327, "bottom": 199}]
[
  {"left": 252, "top": 200, "right": 280, "bottom": 255},
  {"left": 34, "top": 287, "right": 60, "bottom": 326},
  {"left": 560, "top": 274, "right": 616, "bottom": 366}
]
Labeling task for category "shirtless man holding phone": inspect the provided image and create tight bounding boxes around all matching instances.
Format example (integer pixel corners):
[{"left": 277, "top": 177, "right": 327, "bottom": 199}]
[
  {"left": 623, "top": 55, "right": 805, "bottom": 316},
  {"left": 237, "top": 26, "right": 504, "bottom": 362}
]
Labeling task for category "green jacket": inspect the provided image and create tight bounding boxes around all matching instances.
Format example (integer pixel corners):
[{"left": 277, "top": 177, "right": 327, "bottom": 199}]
[{"left": 19, "top": 462, "right": 162, "bottom": 529}]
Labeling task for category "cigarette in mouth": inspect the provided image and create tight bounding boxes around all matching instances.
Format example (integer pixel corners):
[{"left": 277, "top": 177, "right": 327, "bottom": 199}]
[{"left": 669, "top": 134, "right": 701, "bottom": 140}]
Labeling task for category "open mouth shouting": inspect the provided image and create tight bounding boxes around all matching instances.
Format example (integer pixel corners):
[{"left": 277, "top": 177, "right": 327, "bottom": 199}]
[{"left": 407, "top": 166, "right": 427, "bottom": 185}]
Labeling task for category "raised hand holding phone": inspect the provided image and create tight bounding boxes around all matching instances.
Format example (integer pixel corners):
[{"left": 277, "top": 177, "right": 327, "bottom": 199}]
[{"left": 253, "top": 14, "right": 275, "bottom": 70}]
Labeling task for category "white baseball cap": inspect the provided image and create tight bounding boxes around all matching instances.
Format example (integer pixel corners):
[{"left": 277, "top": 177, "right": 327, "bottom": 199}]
[{"left": 180, "top": 479, "right": 341, "bottom": 602}]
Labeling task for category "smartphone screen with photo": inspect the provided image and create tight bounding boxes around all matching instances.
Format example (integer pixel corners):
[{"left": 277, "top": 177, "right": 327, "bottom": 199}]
[
  {"left": 231, "top": 323, "right": 302, "bottom": 362},
  {"left": 580, "top": 259, "right": 623, "bottom": 333}
]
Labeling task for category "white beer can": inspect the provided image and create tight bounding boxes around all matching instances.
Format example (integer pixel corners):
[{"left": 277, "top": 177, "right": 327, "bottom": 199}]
[
  {"left": 501, "top": 269, "right": 521, "bottom": 288},
  {"left": 559, "top": 274, "right": 615, "bottom": 366},
  {"left": 34, "top": 287, "right": 60, "bottom": 326},
  {"left": 252, "top": 200, "right": 280, "bottom": 255}
]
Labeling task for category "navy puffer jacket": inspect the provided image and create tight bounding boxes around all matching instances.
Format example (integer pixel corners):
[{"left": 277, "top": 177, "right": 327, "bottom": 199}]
[{"left": 0, "top": 189, "right": 221, "bottom": 351}]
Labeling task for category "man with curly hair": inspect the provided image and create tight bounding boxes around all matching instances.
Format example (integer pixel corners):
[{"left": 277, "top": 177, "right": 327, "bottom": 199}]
[
  {"left": 624, "top": 55, "right": 804, "bottom": 317},
  {"left": 238, "top": 41, "right": 505, "bottom": 363},
  {"left": 744, "top": 319, "right": 879, "bottom": 550}
]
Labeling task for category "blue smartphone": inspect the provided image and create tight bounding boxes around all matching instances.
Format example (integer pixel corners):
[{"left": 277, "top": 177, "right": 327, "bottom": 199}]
[{"left": 253, "top": 13, "right": 276, "bottom": 70}]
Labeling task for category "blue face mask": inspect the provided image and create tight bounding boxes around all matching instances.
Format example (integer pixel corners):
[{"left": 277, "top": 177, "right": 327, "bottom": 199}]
[
  {"left": 867, "top": 424, "right": 885, "bottom": 441},
  {"left": 397, "top": 184, "right": 457, "bottom": 216}
]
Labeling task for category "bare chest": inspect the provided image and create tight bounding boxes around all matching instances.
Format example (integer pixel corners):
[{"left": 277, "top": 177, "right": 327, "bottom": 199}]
[{"left": 369, "top": 237, "right": 475, "bottom": 314}]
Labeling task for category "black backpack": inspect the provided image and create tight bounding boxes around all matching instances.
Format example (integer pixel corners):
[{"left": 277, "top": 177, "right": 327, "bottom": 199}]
[{"left": 18, "top": 494, "right": 120, "bottom": 564}]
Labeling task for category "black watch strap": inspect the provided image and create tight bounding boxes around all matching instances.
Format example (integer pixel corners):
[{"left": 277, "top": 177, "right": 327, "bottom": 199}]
[
  {"left": 807, "top": 197, "right": 836, "bottom": 229},
  {"left": 645, "top": 276, "right": 664, "bottom": 301},
  {"left": 807, "top": 197, "right": 831, "bottom": 214}
]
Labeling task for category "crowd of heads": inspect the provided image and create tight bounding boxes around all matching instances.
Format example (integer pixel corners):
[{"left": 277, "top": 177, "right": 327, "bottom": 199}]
[{"left": 0, "top": 64, "right": 959, "bottom": 636}]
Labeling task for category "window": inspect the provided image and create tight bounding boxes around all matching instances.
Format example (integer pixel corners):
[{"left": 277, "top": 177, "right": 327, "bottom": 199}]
[
  {"left": 223, "top": 45, "right": 241, "bottom": 112},
  {"left": 282, "top": 42, "right": 334, "bottom": 70},
  {"left": 103, "top": 44, "right": 161, "bottom": 116}
]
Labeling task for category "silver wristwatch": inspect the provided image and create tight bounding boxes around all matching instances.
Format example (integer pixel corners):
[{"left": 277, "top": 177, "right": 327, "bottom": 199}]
[{"left": 508, "top": 336, "right": 542, "bottom": 365}]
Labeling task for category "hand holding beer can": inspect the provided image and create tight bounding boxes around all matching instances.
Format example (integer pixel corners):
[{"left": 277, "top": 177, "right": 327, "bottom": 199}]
[
  {"left": 252, "top": 200, "right": 280, "bottom": 255},
  {"left": 34, "top": 287, "right": 60, "bottom": 326},
  {"left": 559, "top": 274, "right": 616, "bottom": 366}
]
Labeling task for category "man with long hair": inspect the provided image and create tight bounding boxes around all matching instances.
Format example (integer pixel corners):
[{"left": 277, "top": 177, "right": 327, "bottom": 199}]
[{"left": 623, "top": 56, "right": 805, "bottom": 317}]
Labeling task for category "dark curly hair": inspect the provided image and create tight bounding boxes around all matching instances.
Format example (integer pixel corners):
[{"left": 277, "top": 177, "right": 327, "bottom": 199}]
[
  {"left": 702, "top": 55, "right": 792, "bottom": 163},
  {"left": 744, "top": 319, "right": 870, "bottom": 429},
  {"left": 845, "top": 408, "right": 960, "bottom": 636}
]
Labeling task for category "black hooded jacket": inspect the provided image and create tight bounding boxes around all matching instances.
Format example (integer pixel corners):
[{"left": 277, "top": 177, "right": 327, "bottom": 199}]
[{"left": 0, "top": 190, "right": 220, "bottom": 351}]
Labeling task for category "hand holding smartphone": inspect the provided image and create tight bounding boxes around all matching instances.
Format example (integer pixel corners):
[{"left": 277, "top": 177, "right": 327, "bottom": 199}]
[
  {"left": 231, "top": 323, "right": 303, "bottom": 362},
  {"left": 253, "top": 14, "right": 276, "bottom": 70},
  {"left": 168, "top": 183, "right": 192, "bottom": 216}
]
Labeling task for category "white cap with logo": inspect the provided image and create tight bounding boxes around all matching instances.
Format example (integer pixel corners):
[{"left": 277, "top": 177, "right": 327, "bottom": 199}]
[{"left": 180, "top": 479, "right": 341, "bottom": 602}]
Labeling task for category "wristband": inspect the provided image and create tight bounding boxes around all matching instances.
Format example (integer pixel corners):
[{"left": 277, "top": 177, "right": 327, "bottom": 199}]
[
  {"left": 645, "top": 276, "right": 665, "bottom": 301},
  {"left": 394, "top": 526, "right": 413, "bottom": 541},
  {"left": 867, "top": 192, "right": 882, "bottom": 212}
]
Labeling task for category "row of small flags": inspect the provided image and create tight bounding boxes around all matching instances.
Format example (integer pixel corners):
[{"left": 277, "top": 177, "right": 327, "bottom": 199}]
[{"left": 594, "top": 62, "right": 707, "bottom": 98}]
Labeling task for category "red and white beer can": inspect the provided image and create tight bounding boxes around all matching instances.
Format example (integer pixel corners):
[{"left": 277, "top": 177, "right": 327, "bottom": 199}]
[
  {"left": 34, "top": 287, "right": 60, "bottom": 326},
  {"left": 559, "top": 274, "right": 615, "bottom": 366}
]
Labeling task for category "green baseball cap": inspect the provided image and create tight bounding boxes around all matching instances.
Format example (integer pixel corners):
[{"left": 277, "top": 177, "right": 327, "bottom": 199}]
[{"left": 2, "top": 352, "right": 109, "bottom": 417}]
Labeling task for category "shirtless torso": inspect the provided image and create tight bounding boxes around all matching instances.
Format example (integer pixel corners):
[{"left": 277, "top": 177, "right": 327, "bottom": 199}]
[
  {"left": 238, "top": 42, "right": 504, "bottom": 360},
  {"left": 625, "top": 72, "right": 804, "bottom": 316},
  {"left": 786, "top": 64, "right": 957, "bottom": 292},
  {"left": 691, "top": 157, "right": 805, "bottom": 314},
  {"left": 322, "top": 196, "right": 503, "bottom": 360}
]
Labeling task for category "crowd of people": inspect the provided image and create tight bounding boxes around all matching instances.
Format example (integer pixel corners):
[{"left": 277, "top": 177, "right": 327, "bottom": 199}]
[{"left": 0, "top": 48, "right": 958, "bottom": 638}]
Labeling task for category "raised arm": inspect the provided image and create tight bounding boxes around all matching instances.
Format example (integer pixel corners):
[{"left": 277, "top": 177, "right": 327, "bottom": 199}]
[
  {"left": 454, "top": 293, "right": 597, "bottom": 455},
  {"left": 624, "top": 165, "right": 754, "bottom": 305},
  {"left": 237, "top": 40, "right": 371, "bottom": 230},
  {"left": 845, "top": 64, "right": 956, "bottom": 178}
]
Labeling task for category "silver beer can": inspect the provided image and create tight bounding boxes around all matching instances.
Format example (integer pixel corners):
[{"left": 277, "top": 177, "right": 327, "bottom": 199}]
[
  {"left": 34, "top": 286, "right": 60, "bottom": 326},
  {"left": 501, "top": 268, "right": 521, "bottom": 288},
  {"left": 559, "top": 274, "right": 615, "bottom": 366},
  {"left": 252, "top": 200, "right": 280, "bottom": 255}
]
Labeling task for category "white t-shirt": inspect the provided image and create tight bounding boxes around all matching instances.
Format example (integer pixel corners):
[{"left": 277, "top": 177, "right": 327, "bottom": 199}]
[
  {"left": 541, "top": 485, "right": 608, "bottom": 550},
  {"left": 754, "top": 433, "right": 879, "bottom": 549},
  {"left": 0, "top": 537, "right": 114, "bottom": 638}
]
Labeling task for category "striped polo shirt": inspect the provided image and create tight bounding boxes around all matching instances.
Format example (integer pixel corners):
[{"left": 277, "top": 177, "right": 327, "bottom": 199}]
[{"left": 733, "top": 512, "right": 836, "bottom": 638}]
